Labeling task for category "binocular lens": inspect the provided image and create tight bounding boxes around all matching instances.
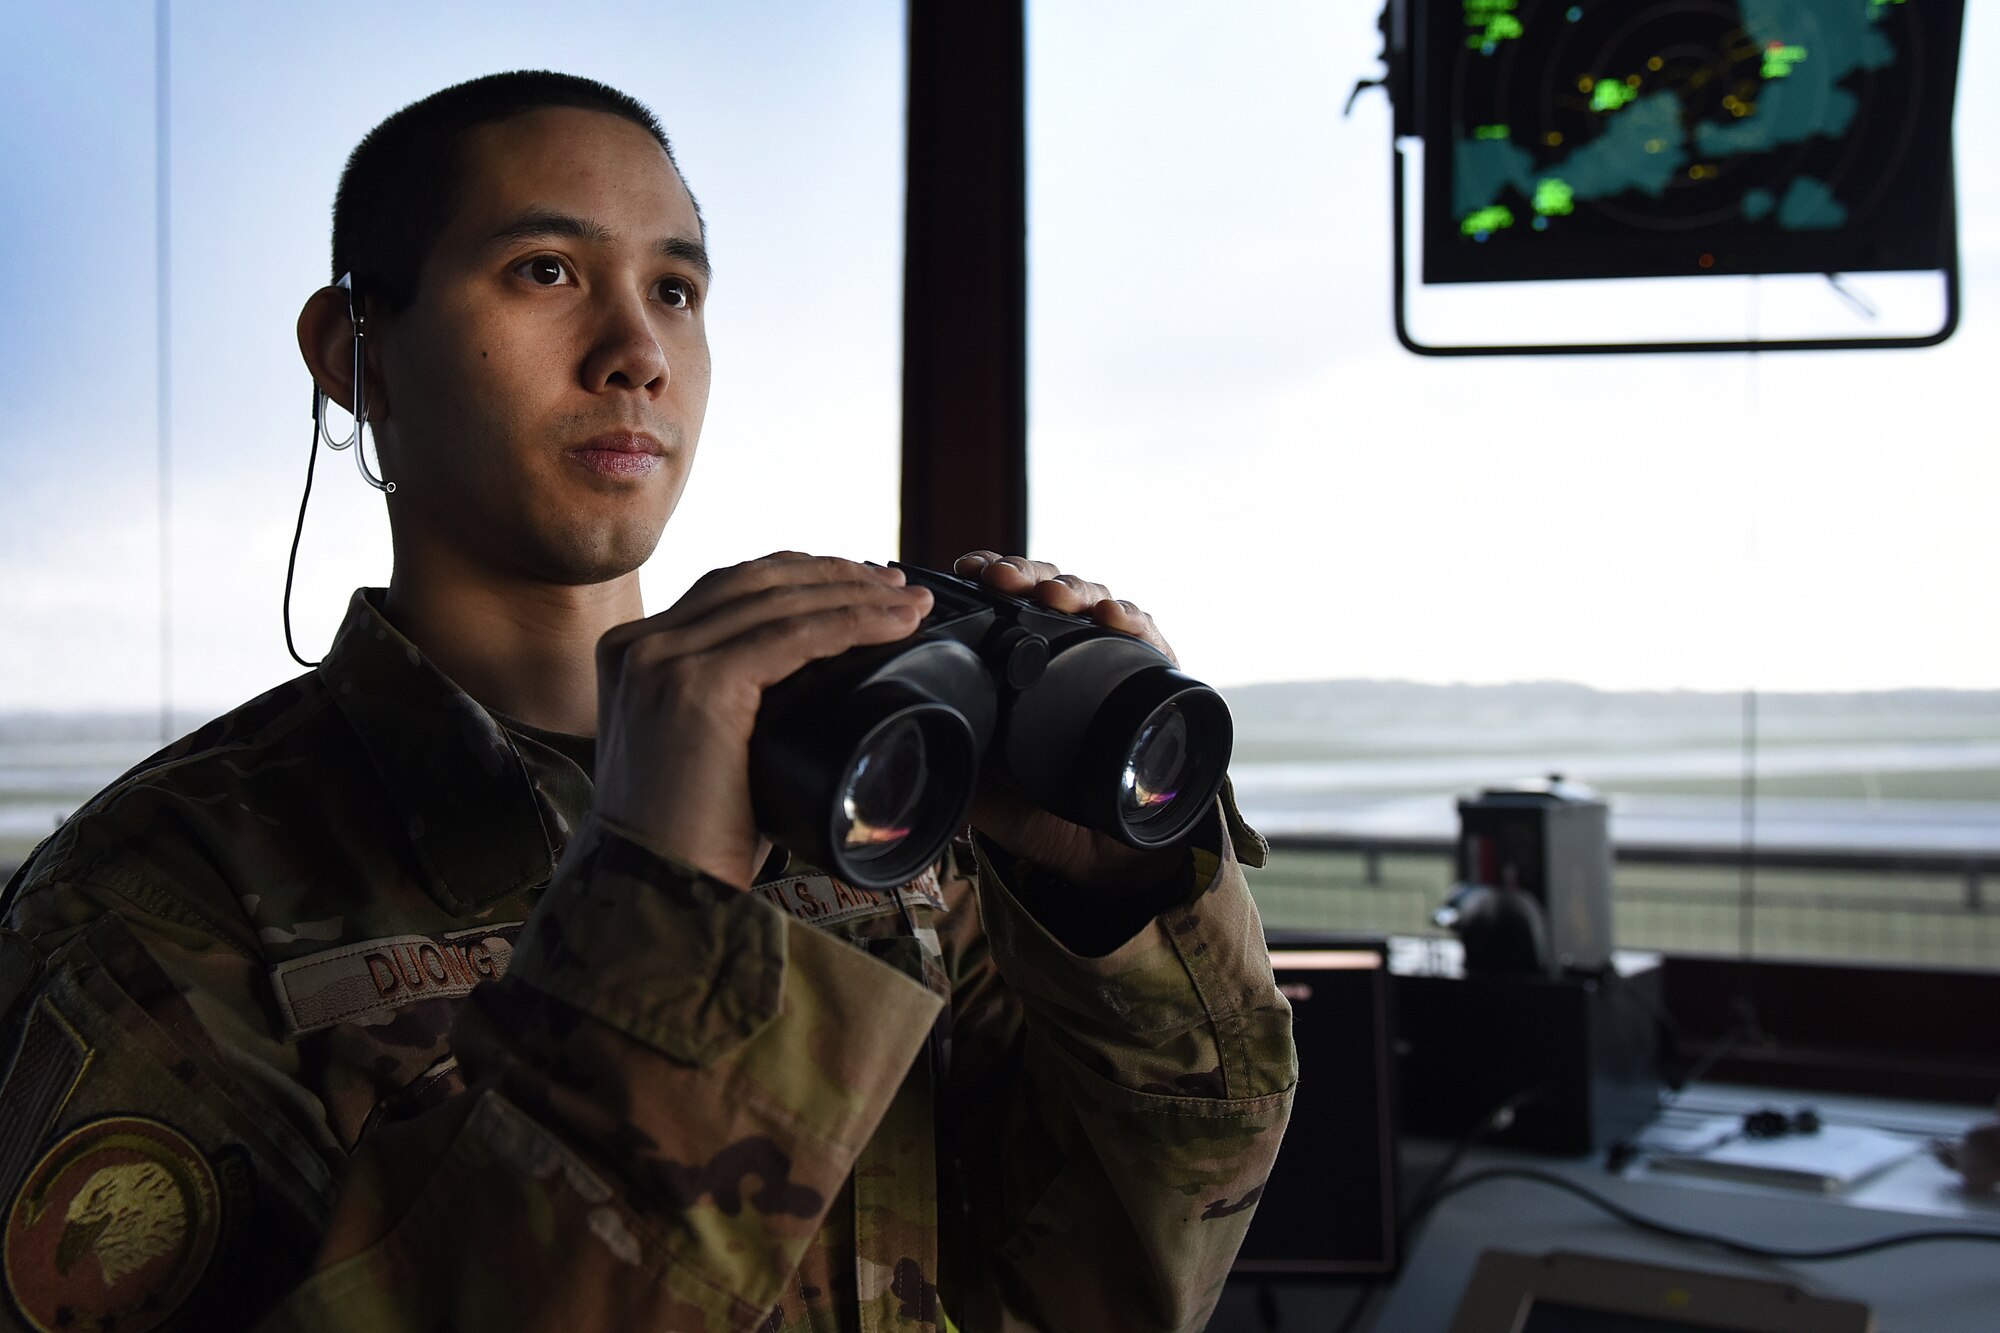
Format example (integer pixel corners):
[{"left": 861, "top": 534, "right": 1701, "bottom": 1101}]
[
  {"left": 837, "top": 715, "right": 928, "bottom": 855},
  {"left": 1120, "top": 699, "right": 1192, "bottom": 831},
  {"left": 753, "top": 567, "right": 1231, "bottom": 887}
]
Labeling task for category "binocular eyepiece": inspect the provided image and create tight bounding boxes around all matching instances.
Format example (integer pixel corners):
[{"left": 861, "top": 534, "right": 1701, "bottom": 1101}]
[{"left": 749, "top": 564, "right": 1234, "bottom": 890}]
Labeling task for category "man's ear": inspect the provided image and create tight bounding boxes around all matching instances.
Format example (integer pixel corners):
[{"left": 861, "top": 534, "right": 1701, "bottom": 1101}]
[{"left": 296, "top": 286, "right": 392, "bottom": 421}]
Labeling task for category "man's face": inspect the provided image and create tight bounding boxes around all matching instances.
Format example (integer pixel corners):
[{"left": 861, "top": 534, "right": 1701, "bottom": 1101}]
[{"left": 372, "top": 106, "right": 711, "bottom": 586}]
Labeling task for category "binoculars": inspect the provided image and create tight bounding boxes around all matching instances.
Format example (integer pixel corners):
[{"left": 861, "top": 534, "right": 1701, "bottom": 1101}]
[{"left": 749, "top": 563, "right": 1235, "bottom": 890}]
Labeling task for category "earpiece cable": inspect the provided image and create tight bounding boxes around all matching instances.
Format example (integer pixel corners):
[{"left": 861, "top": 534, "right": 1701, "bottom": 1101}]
[
  {"left": 286, "top": 277, "right": 394, "bottom": 669},
  {"left": 284, "top": 391, "right": 325, "bottom": 669}
]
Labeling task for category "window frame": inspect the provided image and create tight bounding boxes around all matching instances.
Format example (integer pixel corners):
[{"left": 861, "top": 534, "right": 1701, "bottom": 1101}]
[{"left": 904, "top": 4, "right": 2000, "bottom": 1100}]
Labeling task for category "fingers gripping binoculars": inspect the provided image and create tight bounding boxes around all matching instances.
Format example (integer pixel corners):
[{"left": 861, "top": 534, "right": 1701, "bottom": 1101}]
[{"left": 749, "top": 564, "right": 1235, "bottom": 891}]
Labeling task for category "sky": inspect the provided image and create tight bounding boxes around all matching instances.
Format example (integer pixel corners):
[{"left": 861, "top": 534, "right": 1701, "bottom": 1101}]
[
  {"left": 0, "top": 0, "right": 1993, "bottom": 717},
  {"left": 1024, "top": 1, "right": 1999, "bottom": 694}
]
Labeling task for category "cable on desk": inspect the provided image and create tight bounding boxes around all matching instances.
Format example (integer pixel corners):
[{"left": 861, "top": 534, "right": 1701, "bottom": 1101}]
[
  {"left": 1412, "top": 1166, "right": 2000, "bottom": 1262},
  {"left": 1399, "top": 1087, "right": 1543, "bottom": 1240},
  {"left": 1327, "top": 1089, "right": 1547, "bottom": 1333},
  {"left": 1649, "top": 994, "right": 1766, "bottom": 1116},
  {"left": 1326, "top": 1283, "right": 1374, "bottom": 1333}
]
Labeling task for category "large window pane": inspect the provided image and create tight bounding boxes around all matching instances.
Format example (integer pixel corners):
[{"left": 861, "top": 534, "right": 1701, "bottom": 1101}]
[
  {"left": 0, "top": 2, "right": 905, "bottom": 865},
  {"left": 1028, "top": 1, "right": 2000, "bottom": 967}
]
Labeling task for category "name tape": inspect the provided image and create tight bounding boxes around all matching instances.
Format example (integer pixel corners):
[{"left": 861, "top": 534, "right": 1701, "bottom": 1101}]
[{"left": 269, "top": 922, "right": 526, "bottom": 1037}]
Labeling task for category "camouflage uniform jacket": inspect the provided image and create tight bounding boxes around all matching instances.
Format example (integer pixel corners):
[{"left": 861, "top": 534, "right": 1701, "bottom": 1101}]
[{"left": 0, "top": 589, "right": 1295, "bottom": 1332}]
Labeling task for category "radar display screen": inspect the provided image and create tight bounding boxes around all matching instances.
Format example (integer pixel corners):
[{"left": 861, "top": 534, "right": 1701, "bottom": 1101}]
[{"left": 1420, "top": 0, "right": 1965, "bottom": 284}]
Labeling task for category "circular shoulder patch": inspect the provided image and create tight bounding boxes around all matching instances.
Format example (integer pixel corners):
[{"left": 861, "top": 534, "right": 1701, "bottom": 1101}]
[{"left": 3, "top": 1116, "right": 221, "bottom": 1333}]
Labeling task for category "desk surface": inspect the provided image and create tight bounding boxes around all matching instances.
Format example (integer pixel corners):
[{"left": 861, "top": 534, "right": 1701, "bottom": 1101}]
[{"left": 1214, "top": 1085, "right": 2000, "bottom": 1333}]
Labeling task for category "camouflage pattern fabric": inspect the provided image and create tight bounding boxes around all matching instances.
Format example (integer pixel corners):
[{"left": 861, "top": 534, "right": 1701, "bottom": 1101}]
[{"left": 0, "top": 589, "right": 1295, "bottom": 1332}]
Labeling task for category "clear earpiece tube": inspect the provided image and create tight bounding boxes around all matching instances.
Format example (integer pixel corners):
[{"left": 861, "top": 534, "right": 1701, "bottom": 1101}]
[{"left": 314, "top": 272, "right": 395, "bottom": 494}]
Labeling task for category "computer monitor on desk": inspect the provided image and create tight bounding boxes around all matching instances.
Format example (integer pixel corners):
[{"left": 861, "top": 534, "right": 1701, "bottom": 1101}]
[{"left": 1447, "top": 1250, "right": 1874, "bottom": 1333}]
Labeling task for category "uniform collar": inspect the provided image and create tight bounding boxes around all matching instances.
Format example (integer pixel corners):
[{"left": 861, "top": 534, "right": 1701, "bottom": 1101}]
[{"left": 317, "top": 588, "right": 557, "bottom": 915}]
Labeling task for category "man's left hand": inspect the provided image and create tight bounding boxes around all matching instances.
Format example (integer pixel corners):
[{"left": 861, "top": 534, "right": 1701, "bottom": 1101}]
[{"left": 953, "top": 551, "right": 1192, "bottom": 893}]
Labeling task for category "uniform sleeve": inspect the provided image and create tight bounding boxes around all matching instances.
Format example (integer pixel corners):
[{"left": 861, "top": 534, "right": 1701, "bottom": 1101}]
[
  {"left": 935, "top": 796, "right": 1297, "bottom": 1333},
  {"left": 0, "top": 813, "right": 943, "bottom": 1333}
]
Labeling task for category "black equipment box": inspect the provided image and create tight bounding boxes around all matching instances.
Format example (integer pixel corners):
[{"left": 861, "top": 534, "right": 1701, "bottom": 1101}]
[
  {"left": 1393, "top": 957, "right": 1666, "bottom": 1156},
  {"left": 1234, "top": 934, "right": 1400, "bottom": 1276}
]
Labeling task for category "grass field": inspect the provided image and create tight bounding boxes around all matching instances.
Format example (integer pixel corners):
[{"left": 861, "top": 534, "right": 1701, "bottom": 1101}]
[
  {"left": 1249, "top": 849, "right": 2000, "bottom": 970},
  {"left": 7, "top": 840, "right": 1996, "bottom": 969},
  {"left": 8, "top": 686, "right": 1997, "bottom": 970}
]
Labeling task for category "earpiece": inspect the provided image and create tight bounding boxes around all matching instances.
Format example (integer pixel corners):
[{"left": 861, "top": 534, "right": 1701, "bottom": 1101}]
[{"left": 313, "top": 272, "right": 395, "bottom": 495}]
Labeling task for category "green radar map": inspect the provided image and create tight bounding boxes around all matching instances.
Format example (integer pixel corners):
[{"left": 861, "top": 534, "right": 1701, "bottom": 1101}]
[{"left": 1420, "top": 0, "right": 1964, "bottom": 284}]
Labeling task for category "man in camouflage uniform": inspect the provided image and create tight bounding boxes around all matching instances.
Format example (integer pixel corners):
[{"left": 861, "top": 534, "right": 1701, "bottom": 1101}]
[{"left": 0, "top": 72, "right": 1294, "bottom": 1332}]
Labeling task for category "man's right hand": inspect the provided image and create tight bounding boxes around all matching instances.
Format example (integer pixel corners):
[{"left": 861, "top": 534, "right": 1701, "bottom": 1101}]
[{"left": 591, "top": 553, "right": 932, "bottom": 889}]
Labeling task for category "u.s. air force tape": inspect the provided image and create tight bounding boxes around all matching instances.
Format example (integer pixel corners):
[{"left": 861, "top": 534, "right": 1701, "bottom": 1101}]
[
  {"left": 267, "top": 923, "right": 526, "bottom": 1037},
  {"left": 3, "top": 1116, "right": 221, "bottom": 1333},
  {"left": 752, "top": 867, "right": 947, "bottom": 929}
]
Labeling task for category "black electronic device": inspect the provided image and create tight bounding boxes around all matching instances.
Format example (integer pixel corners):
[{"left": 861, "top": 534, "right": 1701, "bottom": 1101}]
[
  {"left": 1374, "top": 0, "right": 1969, "bottom": 353},
  {"left": 1446, "top": 778, "right": 1614, "bottom": 975},
  {"left": 749, "top": 563, "right": 1233, "bottom": 890},
  {"left": 1405, "top": 0, "right": 1966, "bottom": 286},
  {"left": 1233, "top": 936, "right": 1400, "bottom": 1276},
  {"left": 1394, "top": 955, "right": 1667, "bottom": 1155}
]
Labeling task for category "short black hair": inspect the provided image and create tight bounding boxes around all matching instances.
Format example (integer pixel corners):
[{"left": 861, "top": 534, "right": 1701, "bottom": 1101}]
[{"left": 331, "top": 70, "right": 697, "bottom": 315}]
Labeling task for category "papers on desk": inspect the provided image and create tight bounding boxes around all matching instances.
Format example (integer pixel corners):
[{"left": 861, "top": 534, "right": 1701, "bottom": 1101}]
[{"left": 1646, "top": 1122, "right": 1922, "bottom": 1192}]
